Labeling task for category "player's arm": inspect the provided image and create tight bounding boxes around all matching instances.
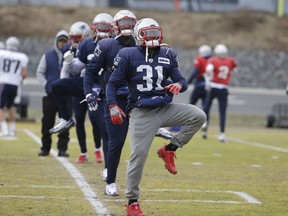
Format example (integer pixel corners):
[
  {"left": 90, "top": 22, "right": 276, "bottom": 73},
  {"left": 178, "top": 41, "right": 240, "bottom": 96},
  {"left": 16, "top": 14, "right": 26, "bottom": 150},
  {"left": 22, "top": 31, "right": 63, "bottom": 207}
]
[
  {"left": 36, "top": 54, "right": 47, "bottom": 88},
  {"left": 21, "top": 54, "right": 29, "bottom": 80},
  {"left": 106, "top": 52, "right": 128, "bottom": 125},
  {"left": 187, "top": 67, "right": 201, "bottom": 84},
  {"left": 165, "top": 67, "right": 188, "bottom": 94},
  {"left": 83, "top": 44, "right": 105, "bottom": 95},
  {"left": 164, "top": 50, "right": 188, "bottom": 94},
  {"left": 63, "top": 52, "right": 85, "bottom": 76},
  {"left": 21, "top": 67, "right": 28, "bottom": 80}
]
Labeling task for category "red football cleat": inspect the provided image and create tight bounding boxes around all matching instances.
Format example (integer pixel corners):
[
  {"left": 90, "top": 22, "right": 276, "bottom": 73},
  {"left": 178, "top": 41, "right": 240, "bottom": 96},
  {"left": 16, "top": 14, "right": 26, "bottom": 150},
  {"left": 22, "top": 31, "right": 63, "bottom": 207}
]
[
  {"left": 126, "top": 202, "right": 145, "bottom": 216},
  {"left": 75, "top": 154, "right": 88, "bottom": 164},
  {"left": 157, "top": 145, "right": 177, "bottom": 174},
  {"left": 95, "top": 150, "right": 103, "bottom": 163}
]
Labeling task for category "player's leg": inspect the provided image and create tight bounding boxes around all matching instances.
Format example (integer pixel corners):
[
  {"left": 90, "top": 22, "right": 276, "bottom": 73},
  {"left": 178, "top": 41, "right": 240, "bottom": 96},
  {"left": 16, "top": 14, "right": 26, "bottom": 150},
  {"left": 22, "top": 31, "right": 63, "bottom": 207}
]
[
  {"left": 88, "top": 107, "right": 103, "bottom": 163},
  {"left": 126, "top": 107, "right": 160, "bottom": 201},
  {"left": 89, "top": 100, "right": 109, "bottom": 178},
  {"left": 39, "top": 95, "right": 57, "bottom": 156},
  {"left": 202, "top": 88, "right": 216, "bottom": 138},
  {"left": 73, "top": 96, "right": 88, "bottom": 163},
  {"left": 105, "top": 97, "right": 129, "bottom": 196},
  {"left": 217, "top": 88, "right": 228, "bottom": 142},
  {"left": 5, "top": 84, "right": 18, "bottom": 136},
  {"left": 157, "top": 103, "right": 206, "bottom": 174},
  {"left": 56, "top": 96, "right": 72, "bottom": 157},
  {"left": 190, "top": 86, "right": 201, "bottom": 105},
  {"left": 0, "top": 84, "right": 9, "bottom": 136},
  {"left": 49, "top": 77, "right": 83, "bottom": 133}
]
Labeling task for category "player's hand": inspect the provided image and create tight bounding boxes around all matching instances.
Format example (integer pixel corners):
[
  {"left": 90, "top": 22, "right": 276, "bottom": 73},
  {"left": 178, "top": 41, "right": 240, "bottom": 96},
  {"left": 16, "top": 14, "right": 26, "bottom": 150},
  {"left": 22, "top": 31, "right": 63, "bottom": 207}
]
[
  {"left": 164, "top": 82, "right": 183, "bottom": 95},
  {"left": 63, "top": 51, "right": 74, "bottom": 64},
  {"left": 109, "top": 104, "right": 126, "bottom": 125},
  {"left": 85, "top": 93, "right": 98, "bottom": 111}
]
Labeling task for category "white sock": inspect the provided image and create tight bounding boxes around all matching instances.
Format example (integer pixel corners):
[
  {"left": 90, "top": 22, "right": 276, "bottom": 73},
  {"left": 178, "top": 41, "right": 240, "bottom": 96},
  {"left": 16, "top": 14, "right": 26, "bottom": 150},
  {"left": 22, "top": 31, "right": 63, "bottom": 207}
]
[
  {"left": 1, "top": 121, "right": 8, "bottom": 134},
  {"left": 10, "top": 121, "right": 16, "bottom": 132}
]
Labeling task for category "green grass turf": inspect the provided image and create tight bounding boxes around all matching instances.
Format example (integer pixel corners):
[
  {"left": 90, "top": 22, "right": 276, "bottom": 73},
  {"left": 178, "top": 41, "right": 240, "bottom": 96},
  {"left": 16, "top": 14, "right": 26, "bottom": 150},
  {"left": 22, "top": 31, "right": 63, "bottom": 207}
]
[{"left": 0, "top": 115, "right": 288, "bottom": 216}]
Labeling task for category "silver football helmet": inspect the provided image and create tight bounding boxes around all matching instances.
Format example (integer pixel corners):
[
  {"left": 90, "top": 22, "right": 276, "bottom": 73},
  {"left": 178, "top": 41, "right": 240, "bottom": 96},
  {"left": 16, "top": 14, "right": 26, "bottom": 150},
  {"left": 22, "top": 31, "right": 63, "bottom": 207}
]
[
  {"left": 92, "top": 13, "right": 113, "bottom": 39},
  {"left": 214, "top": 44, "right": 228, "bottom": 57},
  {"left": 5, "top": 36, "right": 20, "bottom": 51},
  {"left": 133, "top": 18, "right": 163, "bottom": 47},
  {"left": 198, "top": 44, "right": 212, "bottom": 57},
  {"left": 69, "top": 21, "right": 90, "bottom": 45},
  {"left": 113, "top": 10, "right": 137, "bottom": 37}
]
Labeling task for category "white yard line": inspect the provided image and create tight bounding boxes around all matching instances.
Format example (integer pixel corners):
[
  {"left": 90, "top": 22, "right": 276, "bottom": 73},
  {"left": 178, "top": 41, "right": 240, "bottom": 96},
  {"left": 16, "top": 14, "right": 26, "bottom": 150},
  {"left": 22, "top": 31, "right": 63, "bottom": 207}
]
[
  {"left": 23, "top": 129, "right": 111, "bottom": 216},
  {"left": 229, "top": 137, "right": 288, "bottom": 153}
]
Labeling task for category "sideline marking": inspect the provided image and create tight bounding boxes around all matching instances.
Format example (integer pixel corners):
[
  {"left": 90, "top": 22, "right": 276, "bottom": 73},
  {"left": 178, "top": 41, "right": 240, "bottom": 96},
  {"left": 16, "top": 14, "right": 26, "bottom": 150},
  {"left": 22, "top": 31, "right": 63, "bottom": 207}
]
[
  {"left": 23, "top": 129, "right": 110, "bottom": 216},
  {"left": 229, "top": 137, "right": 288, "bottom": 153}
]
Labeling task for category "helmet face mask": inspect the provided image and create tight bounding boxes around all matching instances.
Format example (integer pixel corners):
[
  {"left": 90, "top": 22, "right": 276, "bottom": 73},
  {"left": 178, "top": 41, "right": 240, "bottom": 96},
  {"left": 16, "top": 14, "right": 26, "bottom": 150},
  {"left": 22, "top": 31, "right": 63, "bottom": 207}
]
[
  {"left": 69, "top": 21, "right": 90, "bottom": 46},
  {"left": 92, "top": 13, "right": 113, "bottom": 39},
  {"left": 113, "top": 10, "right": 137, "bottom": 37},
  {"left": 134, "top": 18, "right": 163, "bottom": 47}
]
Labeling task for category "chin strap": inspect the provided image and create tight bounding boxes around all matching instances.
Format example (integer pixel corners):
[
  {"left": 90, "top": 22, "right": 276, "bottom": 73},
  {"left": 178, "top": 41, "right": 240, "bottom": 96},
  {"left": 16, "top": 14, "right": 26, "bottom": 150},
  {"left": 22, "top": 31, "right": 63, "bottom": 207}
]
[{"left": 145, "top": 46, "right": 149, "bottom": 62}]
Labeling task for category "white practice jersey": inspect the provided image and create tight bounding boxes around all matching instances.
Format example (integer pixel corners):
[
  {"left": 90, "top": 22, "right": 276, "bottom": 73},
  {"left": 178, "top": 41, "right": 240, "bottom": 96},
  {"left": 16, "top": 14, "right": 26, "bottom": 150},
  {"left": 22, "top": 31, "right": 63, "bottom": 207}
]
[{"left": 0, "top": 49, "right": 29, "bottom": 86}]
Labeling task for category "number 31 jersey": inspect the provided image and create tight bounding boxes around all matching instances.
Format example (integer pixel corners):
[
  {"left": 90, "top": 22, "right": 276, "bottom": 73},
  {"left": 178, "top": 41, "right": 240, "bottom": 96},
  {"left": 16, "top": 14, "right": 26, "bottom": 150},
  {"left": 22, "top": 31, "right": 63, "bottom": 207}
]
[{"left": 0, "top": 49, "right": 29, "bottom": 86}]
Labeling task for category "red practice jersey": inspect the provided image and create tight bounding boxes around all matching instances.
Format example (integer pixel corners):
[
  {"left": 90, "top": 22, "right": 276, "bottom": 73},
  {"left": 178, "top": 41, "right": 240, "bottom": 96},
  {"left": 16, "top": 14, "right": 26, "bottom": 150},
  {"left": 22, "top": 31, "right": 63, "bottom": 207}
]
[
  {"left": 194, "top": 56, "right": 209, "bottom": 79},
  {"left": 207, "top": 57, "right": 237, "bottom": 85}
]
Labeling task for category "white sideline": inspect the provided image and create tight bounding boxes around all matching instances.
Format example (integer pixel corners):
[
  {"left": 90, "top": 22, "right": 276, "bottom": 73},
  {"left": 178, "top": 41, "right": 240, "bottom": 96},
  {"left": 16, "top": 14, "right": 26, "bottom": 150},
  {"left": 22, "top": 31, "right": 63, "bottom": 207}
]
[
  {"left": 229, "top": 137, "right": 288, "bottom": 153},
  {"left": 23, "top": 129, "right": 110, "bottom": 216}
]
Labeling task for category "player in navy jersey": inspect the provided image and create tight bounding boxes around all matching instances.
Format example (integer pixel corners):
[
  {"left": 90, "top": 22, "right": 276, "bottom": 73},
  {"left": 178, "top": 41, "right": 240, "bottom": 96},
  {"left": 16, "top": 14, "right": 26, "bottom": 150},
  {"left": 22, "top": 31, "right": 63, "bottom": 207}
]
[
  {"left": 49, "top": 15, "right": 113, "bottom": 164},
  {"left": 84, "top": 9, "right": 138, "bottom": 196},
  {"left": 84, "top": 10, "right": 174, "bottom": 198},
  {"left": 106, "top": 18, "right": 206, "bottom": 216}
]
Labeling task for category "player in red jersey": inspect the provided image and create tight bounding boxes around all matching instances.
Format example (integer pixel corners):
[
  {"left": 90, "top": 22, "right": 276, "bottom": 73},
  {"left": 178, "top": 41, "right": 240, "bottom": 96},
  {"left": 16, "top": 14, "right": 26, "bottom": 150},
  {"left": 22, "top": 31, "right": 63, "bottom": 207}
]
[
  {"left": 202, "top": 44, "right": 237, "bottom": 142},
  {"left": 187, "top": 44, "right": 212, "bottom": 108}
]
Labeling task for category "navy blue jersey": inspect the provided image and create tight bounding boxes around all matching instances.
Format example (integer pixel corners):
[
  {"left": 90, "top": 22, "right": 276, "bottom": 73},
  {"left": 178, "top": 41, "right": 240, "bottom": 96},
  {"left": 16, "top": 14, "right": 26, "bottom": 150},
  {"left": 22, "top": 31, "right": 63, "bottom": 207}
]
[
  {"left": 106, "top": 46, "right": 188, "bottom": 111},
  {"left": 62, "top": 43, "right": 76, "bottom": 54},
  {"left": 76, "top": 37, "right": 97, "bottom": 64},
  {"left": 84, "top": 37, "right": 135, "bottom": 95}
]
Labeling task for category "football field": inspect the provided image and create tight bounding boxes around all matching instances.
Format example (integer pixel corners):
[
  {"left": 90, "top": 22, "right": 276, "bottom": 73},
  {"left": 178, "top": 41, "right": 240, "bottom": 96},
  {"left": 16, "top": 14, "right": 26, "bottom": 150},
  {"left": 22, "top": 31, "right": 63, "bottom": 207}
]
[{"left": 0, "top": 115, "right": 288, "bottom": 216}]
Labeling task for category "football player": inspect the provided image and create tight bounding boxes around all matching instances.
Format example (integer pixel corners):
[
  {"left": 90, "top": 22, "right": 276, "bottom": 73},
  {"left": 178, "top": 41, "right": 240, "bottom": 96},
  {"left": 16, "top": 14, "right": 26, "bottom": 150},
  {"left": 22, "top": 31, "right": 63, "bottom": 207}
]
[
  {"left": 0, "top": 36, "right": 29, "bottom": 137},
  {"left": 187, "top": 44, "right": 212, "bottom": 108},
  {"left": 202, "top": 44, "right": 237, "bottom": 142},
  {"left": 84, "top": 9, "right": 138, "bottom": 196},
  {"left": 106, "top": 18, "right": 206, "bottom": 216},
  {"left": 49, "top": 16, "right": 113, "bottom": 164}
]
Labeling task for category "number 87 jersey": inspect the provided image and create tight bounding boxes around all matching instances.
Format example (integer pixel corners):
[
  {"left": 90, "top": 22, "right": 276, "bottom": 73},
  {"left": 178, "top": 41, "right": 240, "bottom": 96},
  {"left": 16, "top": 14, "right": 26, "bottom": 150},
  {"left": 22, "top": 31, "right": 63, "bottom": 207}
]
[{"left": 0, "top": 49, "right": 29, "bottom": 86}]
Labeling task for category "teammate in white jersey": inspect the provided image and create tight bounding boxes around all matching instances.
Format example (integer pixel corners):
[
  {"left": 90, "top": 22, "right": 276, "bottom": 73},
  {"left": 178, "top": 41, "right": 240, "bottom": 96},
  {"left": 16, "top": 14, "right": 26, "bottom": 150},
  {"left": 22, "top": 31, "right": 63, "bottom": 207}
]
[{"left": 0, "top": 36, "right": 29, "bottom": 136}]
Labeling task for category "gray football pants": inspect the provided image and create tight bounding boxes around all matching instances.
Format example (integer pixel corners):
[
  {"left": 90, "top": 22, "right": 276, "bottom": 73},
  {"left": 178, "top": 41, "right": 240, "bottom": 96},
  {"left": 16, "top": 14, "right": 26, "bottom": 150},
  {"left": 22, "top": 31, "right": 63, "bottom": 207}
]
[{"left": 126, "top": 103, "right": 206, "bottom": 200}]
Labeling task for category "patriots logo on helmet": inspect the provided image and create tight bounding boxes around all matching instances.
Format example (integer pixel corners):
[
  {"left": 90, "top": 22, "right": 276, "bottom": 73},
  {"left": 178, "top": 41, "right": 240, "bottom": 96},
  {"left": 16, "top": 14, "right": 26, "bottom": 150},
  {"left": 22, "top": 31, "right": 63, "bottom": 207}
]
[{"left": 79, "top": 25, "right": 86, "bottom": 30}]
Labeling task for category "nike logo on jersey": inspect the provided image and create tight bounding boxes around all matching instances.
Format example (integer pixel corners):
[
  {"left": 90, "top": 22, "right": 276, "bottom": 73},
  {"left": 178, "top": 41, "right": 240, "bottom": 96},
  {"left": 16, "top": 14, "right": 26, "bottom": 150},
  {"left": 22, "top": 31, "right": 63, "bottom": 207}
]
[{"left": 158, "top": 57, "right": 170, "bottom": 64}]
